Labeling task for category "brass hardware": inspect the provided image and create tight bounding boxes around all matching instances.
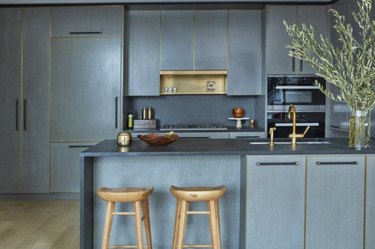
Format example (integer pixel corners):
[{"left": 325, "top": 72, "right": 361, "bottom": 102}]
[
  {"left": 160, "top": 71, "right": 227, "bottom": 95},
  {"left": 117, "top": 132, "right": 132, "bottom": 147},
  {"left": 288, "top": 104, "right": 310, "bottom": 146},
  {"left": 269, "top": 127, "right": 276, "bottom": 145}
]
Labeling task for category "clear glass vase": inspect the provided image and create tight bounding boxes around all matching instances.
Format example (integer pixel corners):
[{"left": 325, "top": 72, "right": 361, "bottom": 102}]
[{"left": 348, "top": 110, "right": 371, "bottom": 150}]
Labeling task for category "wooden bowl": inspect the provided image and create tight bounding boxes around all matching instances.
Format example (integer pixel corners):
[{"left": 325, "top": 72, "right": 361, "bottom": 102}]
[
  {"left": 138, "top": 133, "right": 179, "bottom": 146},
  {"left": 232, "top": 107, "right": 245, "bottom": 118}
]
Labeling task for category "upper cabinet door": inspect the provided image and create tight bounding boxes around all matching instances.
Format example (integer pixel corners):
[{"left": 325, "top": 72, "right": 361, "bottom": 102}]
[
  {"left": 194, "top": 10, "right": 227, "bottom": 70},
  {"left": 266, "top": 5, "right": 327, "bottom": 75},
  {"left": 160, "top": 10, "right": 194, "bottom": 70},
  {"left": 228, "top": 10, "right": 262, "bottom": 95},
  {"left": 51, "top": 6, "right": 123, "bottom": 37},
  {"left": 297, "top": 6, "right": 328, "bottom": 74},
  {"left": 266, "top": 6, "right": 297, "bottom": 75},
  {"left": 127, "top": 11, "right": 160, "bottom": 96}
]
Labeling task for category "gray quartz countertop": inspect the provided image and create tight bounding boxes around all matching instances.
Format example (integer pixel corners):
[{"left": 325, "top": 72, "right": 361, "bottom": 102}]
[{"left": 81, "top": 138, "right": 375, "bottom": 157}]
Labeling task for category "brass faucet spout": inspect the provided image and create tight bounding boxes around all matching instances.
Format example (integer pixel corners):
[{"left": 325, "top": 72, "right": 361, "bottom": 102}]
[{"left": 288, "top": 104, "right": 297, "bottom": 135}]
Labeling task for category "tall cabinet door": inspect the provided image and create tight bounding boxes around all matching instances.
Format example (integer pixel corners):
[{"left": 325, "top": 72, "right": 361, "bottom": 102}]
[
  {"left": 306, "top": 155, "right": 364, "bottom": 249},
  {"left": 160, "top": 10, "right": 193, "bottom": 70},
  {"left": 228, "top": 10, "right": 262, "bottom": 95},
  {"left": 127, "top": 11, "right": 160, "bottom": 96},
  {"left": 194, "top": 10, "right": 227, "bottom": 70},
  {"left": 22, "top": 8, "right": 50, "bottom": 193},
  {"left": 0, "top": 9, "right": 22, "bottom": 193},
  {"left": 366, "top": 156, "right": 375, "bottom": 249},
  {"left": 51, "top": 38, "right": 122, "bottom": 141},
  {"left": 246, "top": 155, "right": 305, "bottom": 249}
]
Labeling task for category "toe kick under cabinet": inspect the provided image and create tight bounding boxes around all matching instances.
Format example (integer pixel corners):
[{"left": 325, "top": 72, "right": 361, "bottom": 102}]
[{"left": 245, "top": 155, "right": 366, "bottom": 249}]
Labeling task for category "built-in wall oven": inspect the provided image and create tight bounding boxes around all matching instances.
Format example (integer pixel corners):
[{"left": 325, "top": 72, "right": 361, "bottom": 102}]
[{"left": 267, "top": 76, "right": 326, "bottom": 138}]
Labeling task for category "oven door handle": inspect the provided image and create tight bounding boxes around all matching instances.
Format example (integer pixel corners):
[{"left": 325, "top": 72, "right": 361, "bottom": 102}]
[
  {"left": 275, "top": 122, "right": 320, "bottom": 127},
  {"left": 275, "top": 86, "right": 320, "bottom": 90}
]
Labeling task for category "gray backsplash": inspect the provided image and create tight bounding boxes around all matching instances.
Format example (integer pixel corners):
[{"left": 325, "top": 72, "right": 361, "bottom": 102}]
[{"left": 127, "top": 95, "right": 261, "bottom": 127}]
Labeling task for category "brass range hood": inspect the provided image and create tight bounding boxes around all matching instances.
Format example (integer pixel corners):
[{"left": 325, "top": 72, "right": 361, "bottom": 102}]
[{"left": 160, "top": 70, "right": 227, "bottom": 95}]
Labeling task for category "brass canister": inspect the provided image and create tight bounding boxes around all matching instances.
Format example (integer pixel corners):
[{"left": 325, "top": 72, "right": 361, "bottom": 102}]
[{"left": 117, "top": 132, "right": 132, "bottom": 147}]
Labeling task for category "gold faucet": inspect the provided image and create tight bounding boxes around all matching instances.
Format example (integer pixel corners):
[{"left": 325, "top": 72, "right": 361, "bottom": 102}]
[
  {"left": 269, "top": 127, "right": 276, "bottom": 145},
  {"left": 288, "top": 104, "right": 310, "bottom": 146}
]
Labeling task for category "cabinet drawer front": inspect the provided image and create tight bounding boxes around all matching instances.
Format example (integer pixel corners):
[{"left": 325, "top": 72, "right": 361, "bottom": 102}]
[
  {"left": 51, "top": 6, "right": 123, "bottom": 37},
  {"left": 51, "top": 143, "right": 94, "bottom": 193}
]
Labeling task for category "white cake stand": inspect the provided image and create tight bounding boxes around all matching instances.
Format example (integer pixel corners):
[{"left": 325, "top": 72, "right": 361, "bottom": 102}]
[{"left": 229, "top": 117, "right": 250, "bottom": 129}]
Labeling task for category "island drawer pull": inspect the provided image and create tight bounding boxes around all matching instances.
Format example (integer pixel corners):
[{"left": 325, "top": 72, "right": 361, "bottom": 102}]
[
  {"left": 15, "top": 99, "right": 19, "bottom": 131},
  {"left": 256, "top": 162, "right": 299, "bottom": 166},
  {"left": 316, "top": 161, "right": 358, "bottom": 165},
  {"left": 68, "top": 145, "right": 93, "bottom": 148}
]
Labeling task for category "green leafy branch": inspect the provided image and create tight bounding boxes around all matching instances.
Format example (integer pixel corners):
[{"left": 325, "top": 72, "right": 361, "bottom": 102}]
[{"left": 284, "top": 0, "right": 375, "bottom": 112}]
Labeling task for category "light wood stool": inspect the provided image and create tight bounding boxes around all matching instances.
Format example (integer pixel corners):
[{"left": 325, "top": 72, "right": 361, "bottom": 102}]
[
  {"left": 96, "top": 187, "right": 154, "bottom": 249},
  {"left": 170, "top": 185, "right": 227, "bottom": 249}
]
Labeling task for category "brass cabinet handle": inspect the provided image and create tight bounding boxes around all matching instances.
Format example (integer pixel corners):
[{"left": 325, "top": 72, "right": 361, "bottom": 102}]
[{"left": 256, "top": 162, "right": 299, "bottom": 166}]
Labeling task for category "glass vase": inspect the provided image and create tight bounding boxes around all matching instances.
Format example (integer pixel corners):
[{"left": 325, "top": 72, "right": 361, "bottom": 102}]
[{"left": 348, "top": 110, "right": 371, "bottom": 150}]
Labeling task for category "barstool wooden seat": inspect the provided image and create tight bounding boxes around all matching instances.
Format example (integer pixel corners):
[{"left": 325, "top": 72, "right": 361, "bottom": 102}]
[
  {"left": 170, "top": 185, "right": 226, "bottom": 249},
  {"left": 97, "top": 187, "right": 154, "bottom": 249}
]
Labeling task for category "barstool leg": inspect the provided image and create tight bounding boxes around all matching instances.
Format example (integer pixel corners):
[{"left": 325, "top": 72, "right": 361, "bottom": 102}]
[
  {"left": 172, "top": 199, "right": 181, "bottom": 249},
  {"left": 134, "top": 201, "right": 144, "bottom": 249},
  {"left": 176, "top": 200, "right": 189, "bottom": 249},
  {"left": 208, "top": 200, "right": 221, "bottom": 249},
  {"left": 142, "top": 199, "right": 153, "bottom": 249},
  {"left": 102, "top": 201, "right": 116, "bottom": 249},
  {"left": 214, "top": 200, "right": 222, "bottom": 248}
]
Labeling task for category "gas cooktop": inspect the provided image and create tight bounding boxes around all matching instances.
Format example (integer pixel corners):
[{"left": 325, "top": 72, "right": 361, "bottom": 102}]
[{"left": 160, "top": 124, "right": 228, "bottom": 131}]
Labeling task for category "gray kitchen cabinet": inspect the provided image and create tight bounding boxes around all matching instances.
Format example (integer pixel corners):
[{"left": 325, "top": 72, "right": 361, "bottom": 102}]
[
  {"left": 228, "top": 10, "right": 262, "bottom": 95},
  {"left": 266, "top": 5, "right": 328, "bottom": 75},
  {"left": 160, "top": 10, "right": 194, "bottom": 70},
  {"left": 366, "top": 155, "right": 375, "bottom": 249},
  {"left": 0, "top": 9, "right": 22, "bottom": 193},
  {"left": 245, "top": 155, "right": 305, "bottom": 249},
  {"left": 22, "top": 8, "right": 50, "bottom": 193},
  {"left": 127, "top": 10, "right": 160, "bottom": 96},
  {"left": 51, "top": 38, "right": 122, "bottom": 141},
  {"left": 51, "top": 143, "right": 95, "bottom": 193},
  {"left": 0, "top": 8, "right": 50, "bottom": 194},
  {"left": 194, "top": 10, "right": 227, "bottom": 70},
  {"left": 51, "top": 6, "right": 123, "bottom": 37},
  {"left": 306, "top": 155, "right": 364, "bottom": 249},
  {"left": 229, "top": 131, "right": 265, "bottom": 139}
]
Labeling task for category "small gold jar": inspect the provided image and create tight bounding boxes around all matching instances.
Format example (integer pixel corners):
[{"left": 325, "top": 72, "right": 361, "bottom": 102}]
[{"left": 117, "top": 132, "right": 132, "bottom": 147}]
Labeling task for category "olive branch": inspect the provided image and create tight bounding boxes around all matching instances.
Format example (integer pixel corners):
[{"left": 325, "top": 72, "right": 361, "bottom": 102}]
[{"left": 284, "top": 0, "right": 375, "bottom": 112}]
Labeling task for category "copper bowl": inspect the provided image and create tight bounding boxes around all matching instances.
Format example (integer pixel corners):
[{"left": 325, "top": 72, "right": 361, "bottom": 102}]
[
  {"left": 138, "top": 133, "right": 179, "bottom": 146},
  {"left": 232, "top": 107, "right": 245, "bottom": 118}
]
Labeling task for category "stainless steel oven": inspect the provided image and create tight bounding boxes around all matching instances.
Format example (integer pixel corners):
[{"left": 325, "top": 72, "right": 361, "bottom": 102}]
[
  {"left": 267, "top": 76, "right": 326, "bottom": 112},
  {"left": 267, "top": 76, "right": 326, "bottom": 138},
  {"left": 267, "top": 112, "right": 325, "bottom": 138}
]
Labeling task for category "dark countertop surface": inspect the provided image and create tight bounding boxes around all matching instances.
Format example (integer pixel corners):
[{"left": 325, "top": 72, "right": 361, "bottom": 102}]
[
  {"left": 128, "top": 126, "right": 265, "bottom": 133},
  {"left": 81, "top": 138, "right": 375, "bottom": 157}
]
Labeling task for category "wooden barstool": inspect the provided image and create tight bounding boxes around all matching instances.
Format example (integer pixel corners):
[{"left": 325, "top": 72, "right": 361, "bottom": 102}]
[
  {"left": 96, "top": 187, "right": 154, "bottom": 249},
  {"left": 170, "top": 185, "right": 226, "bottom": 249}
]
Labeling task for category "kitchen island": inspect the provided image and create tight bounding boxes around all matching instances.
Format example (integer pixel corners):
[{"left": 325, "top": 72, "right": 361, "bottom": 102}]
[{"left": 81, "top": 138, "right": 375, "bottom": 249}]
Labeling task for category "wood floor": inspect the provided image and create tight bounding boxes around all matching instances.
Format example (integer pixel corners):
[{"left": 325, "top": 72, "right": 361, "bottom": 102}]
[{"left": 0, "top": 200, "right": 79, "bottom": 249}]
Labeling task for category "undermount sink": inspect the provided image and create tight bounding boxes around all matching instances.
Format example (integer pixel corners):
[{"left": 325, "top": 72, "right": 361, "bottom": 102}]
[{"left": 249, "top": 138, "right": 331, "bottom": 145}]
